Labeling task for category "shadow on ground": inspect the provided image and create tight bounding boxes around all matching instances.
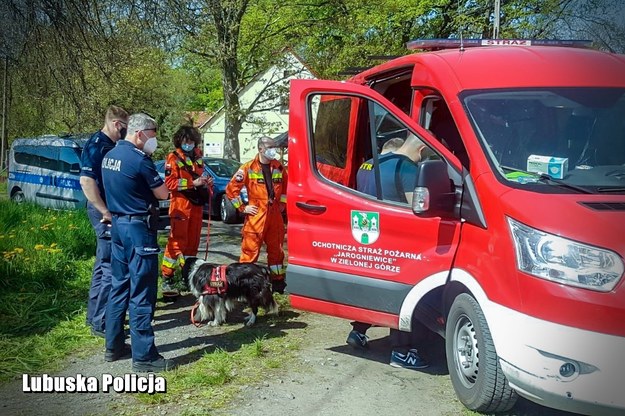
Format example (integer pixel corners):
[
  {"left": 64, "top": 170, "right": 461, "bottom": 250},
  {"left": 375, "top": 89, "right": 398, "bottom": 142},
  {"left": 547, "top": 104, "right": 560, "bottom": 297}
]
[{"left": 152, "top": 293, "right": 304, "bottom": 367}]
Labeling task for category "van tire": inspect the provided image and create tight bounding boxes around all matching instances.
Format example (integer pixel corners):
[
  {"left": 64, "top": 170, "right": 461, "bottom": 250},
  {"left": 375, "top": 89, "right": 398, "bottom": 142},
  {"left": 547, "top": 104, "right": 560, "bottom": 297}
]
[
  {"left": 221, "top": 194, "right": 239, "bottom": 224},
  {"left": 446, "top": 293, "right": 517, "bottom": 412},
  {"left": 11, "top": 189, "right": 25, "bottom": 204}
]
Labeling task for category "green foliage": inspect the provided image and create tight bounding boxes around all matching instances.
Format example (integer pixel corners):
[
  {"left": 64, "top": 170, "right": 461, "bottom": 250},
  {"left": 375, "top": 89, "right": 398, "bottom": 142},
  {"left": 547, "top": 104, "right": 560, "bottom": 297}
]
[{"left": 0, "top": 200, "right": 98, "bottom": 381}]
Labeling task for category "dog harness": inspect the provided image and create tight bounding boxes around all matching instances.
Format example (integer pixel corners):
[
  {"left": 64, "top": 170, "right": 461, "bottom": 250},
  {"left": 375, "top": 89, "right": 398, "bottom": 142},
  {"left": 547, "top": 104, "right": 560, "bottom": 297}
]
[{"left": 201, "top": 265, "right": 228, "bottom": 296}]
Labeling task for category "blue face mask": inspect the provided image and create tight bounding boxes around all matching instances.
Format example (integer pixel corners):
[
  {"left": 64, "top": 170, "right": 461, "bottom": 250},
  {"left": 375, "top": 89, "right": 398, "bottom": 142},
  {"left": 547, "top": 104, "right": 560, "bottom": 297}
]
[{"left": 181, "top": 143, "right": 195, "bottom": 152}]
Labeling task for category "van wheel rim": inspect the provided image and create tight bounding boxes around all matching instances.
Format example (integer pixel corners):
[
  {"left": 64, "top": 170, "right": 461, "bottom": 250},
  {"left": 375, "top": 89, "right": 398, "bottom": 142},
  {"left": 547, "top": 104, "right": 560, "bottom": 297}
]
[{"left": 453, "top": 314, "right": 479, "bottom": 388}]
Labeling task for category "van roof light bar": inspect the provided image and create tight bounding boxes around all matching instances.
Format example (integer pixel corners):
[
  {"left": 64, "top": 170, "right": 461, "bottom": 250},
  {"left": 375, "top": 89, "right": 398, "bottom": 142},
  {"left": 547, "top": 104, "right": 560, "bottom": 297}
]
[{"left": 406, "top": 38, "right": 593, "bottom": 51}]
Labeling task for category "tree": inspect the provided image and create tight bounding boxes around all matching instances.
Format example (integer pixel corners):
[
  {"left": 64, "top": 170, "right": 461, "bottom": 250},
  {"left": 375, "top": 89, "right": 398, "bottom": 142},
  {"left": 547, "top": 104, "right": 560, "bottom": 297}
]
[{"left": 0, "top": 0, "right": 198, "bottom": 155}]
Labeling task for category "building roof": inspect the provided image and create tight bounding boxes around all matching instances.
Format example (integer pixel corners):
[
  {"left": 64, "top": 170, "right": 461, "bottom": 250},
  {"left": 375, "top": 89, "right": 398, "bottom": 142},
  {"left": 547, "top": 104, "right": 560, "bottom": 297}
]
[{"left": 185, "top": 111, "right": 212, "bottom": 129}]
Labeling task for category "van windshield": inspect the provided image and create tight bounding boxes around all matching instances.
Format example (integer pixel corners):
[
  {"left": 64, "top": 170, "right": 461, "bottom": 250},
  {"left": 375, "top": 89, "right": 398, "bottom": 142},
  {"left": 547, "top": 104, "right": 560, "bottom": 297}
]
[{"left": 464, "top": 87, "right": 625, "bottom": 194}]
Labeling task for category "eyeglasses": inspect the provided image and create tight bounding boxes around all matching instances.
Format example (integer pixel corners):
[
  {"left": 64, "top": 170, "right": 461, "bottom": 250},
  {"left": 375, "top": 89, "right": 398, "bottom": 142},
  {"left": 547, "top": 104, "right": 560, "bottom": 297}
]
[{"left": 143, "top": 128, "right": 157, "bottom": 132}]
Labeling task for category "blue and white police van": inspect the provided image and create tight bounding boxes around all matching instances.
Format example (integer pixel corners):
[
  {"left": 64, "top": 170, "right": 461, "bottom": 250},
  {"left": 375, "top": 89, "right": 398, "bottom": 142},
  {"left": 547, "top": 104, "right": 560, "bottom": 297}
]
[{"left": 7, "top": 134, "right": 89, "bottom": 210}]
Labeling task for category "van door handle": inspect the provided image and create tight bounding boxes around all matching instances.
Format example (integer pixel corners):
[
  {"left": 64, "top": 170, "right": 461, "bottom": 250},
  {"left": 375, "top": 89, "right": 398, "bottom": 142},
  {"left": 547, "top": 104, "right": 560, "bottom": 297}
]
[{"left": 295, "top": 201, "right": 326, "bottom": 214}]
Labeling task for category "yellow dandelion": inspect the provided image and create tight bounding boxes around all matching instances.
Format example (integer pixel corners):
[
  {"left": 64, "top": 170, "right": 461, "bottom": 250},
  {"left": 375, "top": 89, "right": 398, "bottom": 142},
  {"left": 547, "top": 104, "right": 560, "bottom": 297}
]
[
  {"left": 50, "top": 243, "right": 58, "bottom": 248},
  {"left": 35, "top": 244, "right": 45, "bottom": 250},
  {"left": 14, "top": 248, "right": 24, "bottom": 254}
]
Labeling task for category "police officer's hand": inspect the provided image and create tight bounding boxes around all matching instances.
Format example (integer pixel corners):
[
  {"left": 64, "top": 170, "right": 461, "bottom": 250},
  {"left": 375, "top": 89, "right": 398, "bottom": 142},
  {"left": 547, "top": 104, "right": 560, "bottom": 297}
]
[
  {"left": 205, "top": 176, "right": 214, "bottom": 187},
  {"left": 101, "top": 210, "right": 112, "bottom": 224},
  {"left": 243, "top": 205, "right": 259, "bottom": 215}
]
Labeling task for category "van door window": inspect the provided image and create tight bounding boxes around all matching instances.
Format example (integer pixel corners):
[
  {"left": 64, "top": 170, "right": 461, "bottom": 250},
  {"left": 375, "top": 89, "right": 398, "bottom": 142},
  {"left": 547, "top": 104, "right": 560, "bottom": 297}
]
[
  {"left": 33, "top": 146, "right": 59, "bottom": 171},
  {"left": 59, "top": 147, "right": 82, "bottom": 173},
  {"left": 310, "top": 92, "right": 438, "bottom": 206},
  {"left": 310, "top": 95, "right": 360, "bottom": 186}
]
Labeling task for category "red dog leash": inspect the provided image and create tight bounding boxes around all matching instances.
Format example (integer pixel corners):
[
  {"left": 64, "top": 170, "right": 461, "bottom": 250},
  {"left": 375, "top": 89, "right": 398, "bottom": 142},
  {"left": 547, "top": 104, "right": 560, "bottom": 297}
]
[
  {"left": 190, "top": 302, "right": 203, "bottom": 327},
  {"left": 203, "top": 185, "right": 213, "bottom": 261}
]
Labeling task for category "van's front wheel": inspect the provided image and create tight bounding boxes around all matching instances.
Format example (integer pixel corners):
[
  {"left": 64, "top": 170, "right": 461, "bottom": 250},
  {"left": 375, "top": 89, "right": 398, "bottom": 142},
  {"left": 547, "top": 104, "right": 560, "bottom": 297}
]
[{"left": 446, "top": 293, "right": 517, "bottom": 413}]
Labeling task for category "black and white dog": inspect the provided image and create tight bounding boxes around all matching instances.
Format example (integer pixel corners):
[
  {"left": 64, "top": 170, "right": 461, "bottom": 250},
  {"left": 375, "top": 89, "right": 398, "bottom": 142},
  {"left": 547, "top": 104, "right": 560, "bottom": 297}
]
[{"left": 182, "top": 257, "right": 279, "bottom": 327}]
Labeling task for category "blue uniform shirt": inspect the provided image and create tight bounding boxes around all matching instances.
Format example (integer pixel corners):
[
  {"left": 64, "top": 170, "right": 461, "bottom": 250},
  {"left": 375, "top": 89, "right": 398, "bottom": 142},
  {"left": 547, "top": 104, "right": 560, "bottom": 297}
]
[
  {"left": 356, "top": 153, "right": 418, "bottom": 203},
  {"left": 80, "top": 131, "right": 115, "bottom": 200},
  {"left": 101, "top": 140, "right": 164, "bottom": 215}
]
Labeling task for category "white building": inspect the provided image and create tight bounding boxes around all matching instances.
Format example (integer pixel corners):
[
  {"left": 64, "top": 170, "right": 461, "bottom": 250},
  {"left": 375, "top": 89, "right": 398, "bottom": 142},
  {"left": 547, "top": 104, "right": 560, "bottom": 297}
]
[{"left": 201, "top": 52, "right": 316, "bottom": 162}]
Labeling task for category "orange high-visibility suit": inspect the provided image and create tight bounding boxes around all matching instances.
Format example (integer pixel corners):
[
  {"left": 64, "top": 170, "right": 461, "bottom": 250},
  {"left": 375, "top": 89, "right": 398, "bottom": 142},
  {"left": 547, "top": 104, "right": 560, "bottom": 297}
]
[
  {"left": 225, "top": 155, "right": 287, "bottom": 282},
  {"left": 161, "top": 148, "right": 209, "bottom": 279}
]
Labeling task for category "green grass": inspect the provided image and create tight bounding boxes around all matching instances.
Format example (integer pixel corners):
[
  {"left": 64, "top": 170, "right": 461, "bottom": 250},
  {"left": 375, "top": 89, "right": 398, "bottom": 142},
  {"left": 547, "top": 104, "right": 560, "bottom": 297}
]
[
  {"left": 0, "top": 200, "right": 97, "bottom": 382},
  {"left": 131, "top": 301, "right": 303, "bottom": 414}
]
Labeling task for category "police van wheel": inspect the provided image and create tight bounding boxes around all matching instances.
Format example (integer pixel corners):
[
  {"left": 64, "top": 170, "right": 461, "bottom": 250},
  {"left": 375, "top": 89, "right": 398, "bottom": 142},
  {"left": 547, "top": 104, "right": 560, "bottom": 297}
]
[
  {"left": 11, "top": 190, "right": 25, "bottom": 204},
  {"left": 446, "top": 293, "right": 517, "bottom": 413},
  {"left": 221, "top": 194, "right": 238, "bottom": 224}
]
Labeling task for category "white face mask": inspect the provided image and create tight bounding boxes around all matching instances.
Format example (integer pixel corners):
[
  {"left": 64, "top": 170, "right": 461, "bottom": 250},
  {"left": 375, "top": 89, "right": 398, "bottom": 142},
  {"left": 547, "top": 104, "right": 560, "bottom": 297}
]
[
  {"left": 264, "top": 147, "right": 277, "bottom": 160},
  {"left": 143, "top": 136, "right": 158, "bottom": 155}
]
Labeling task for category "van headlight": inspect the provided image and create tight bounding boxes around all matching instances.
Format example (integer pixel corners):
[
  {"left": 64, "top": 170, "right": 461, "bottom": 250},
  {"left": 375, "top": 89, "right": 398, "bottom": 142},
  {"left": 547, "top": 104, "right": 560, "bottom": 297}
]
[{"left": 507, "top": 217, "right": 624, "bottom": 292}]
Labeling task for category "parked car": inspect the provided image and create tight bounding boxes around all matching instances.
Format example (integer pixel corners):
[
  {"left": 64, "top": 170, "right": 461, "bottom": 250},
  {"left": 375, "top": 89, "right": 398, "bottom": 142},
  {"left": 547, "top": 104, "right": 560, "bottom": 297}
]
[
  {"left": 7, "top": 134, "right": 89, "bottom": 210},
  {"left": 154, "top": 157, "right": 247, "bottom": 224}
]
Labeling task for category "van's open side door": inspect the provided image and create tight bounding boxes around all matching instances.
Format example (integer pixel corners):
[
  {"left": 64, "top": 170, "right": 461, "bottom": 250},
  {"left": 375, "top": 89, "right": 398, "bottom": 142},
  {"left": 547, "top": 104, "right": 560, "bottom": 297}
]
[{"left": 287, "top": 79, "right": 463, "bottom": 329}]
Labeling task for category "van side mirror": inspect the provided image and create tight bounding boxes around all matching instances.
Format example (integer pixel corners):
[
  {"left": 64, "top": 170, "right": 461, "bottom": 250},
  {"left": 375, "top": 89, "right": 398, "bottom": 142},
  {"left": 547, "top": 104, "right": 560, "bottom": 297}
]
[
  {"left": 412, "top": 159, "right": 455, "bottom": 216},
  {"left": 69, "top": 163, "right": 80, "bottom": 174}
]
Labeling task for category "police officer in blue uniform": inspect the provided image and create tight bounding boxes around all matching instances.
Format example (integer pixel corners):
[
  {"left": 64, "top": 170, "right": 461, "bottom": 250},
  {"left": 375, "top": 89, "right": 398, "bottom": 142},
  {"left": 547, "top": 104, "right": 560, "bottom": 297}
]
[
  {"left": 80, "top": 105, "right": 128, "bottom": 338},
  {"left": 101, "top": 113, "right": 176, "bottom": 372}
]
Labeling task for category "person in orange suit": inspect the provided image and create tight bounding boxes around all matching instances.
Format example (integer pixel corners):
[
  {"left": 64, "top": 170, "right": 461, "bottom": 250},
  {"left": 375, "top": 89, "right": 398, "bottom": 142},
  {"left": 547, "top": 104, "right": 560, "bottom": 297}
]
[
  {"left": 225, "top": 136, "right": 288, "bottom": 294},
  {"left": 161, "top": 126, "right": 213, "bottom": 299}
]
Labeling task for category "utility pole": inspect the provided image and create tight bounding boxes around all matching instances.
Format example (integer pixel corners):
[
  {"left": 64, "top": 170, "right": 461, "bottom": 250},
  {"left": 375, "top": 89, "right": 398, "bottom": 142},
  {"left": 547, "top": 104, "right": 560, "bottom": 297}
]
[{"left": 493, "top": 0, "right": 501, "bottom": 39}]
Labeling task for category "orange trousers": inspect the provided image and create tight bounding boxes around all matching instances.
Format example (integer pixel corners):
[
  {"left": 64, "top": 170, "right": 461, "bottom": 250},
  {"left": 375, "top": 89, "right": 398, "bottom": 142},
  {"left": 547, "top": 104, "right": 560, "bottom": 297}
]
[
  {"left": 161, "top": 202, "right": 204, "bottom": 278},
  {"left": 240, "top": 208, "right": 285, "bottom": 279}
]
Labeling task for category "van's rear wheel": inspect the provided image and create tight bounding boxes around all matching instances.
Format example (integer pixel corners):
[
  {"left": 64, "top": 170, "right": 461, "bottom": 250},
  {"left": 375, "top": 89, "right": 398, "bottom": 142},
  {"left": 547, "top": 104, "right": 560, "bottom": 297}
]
[
  {"left": 446, "top": 293, "right": 517, "bottom": 413},
  {"left": 11, "top": 190, "right": 25, "bottom": 204}
]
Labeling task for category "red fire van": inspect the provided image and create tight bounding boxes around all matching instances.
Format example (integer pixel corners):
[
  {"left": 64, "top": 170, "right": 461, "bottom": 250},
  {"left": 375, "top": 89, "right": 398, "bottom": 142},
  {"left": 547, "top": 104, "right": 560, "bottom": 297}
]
[{"left": 286, "top": 40, "right": 625, "bottom": 415}]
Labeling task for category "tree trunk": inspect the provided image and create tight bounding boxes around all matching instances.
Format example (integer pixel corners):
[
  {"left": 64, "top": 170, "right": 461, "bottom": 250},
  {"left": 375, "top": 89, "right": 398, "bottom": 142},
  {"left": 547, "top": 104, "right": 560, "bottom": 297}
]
[{"left": 222, "top": 56, "right": 242, "bottom": 161}]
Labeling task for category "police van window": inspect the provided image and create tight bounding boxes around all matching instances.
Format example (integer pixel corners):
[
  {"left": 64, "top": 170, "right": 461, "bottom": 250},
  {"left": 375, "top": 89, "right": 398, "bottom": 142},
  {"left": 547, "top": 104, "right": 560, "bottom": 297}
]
[
  {"left": 14, "top": 146, "right": 36, "bottom": 166},
  {"left": 33, "top": 146, "right": 59, "bottom": 171},
  {"left": 59, "top": 147, "right": 82, "bottom": 173}
]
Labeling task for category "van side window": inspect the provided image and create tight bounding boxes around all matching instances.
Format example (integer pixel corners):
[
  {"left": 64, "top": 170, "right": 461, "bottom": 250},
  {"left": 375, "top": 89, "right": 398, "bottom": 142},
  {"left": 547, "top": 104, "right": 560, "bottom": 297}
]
[
  {"left": 59, "top": 147, "right": 82, "bottom": 173},
  {"left": 14, "top": 146, "right": 35, "bottom": 166},
  {"left": 420, "top": 95, "right": 469, "bottom": 168}
]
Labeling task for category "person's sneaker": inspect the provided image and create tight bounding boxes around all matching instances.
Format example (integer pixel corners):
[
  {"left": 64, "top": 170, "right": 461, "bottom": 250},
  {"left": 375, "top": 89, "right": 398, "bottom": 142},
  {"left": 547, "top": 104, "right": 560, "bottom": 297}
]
[
  {"left": 346, "top": 330, "right": 369, "bottom": 349},
  {"left": 389, "top": 348, "right": 429, "bottom": 369},
  {"left": 161, "top": 280, "right": 180, "bottom": 298},
  {"left": 104, "top": 344, "right": 132, "bottom": 362},
  {"left": 132, "top": 355, "right": 177, "bottom": 373},
  {"left": 271, "top": 279, "right": 287, "bottom": 294},
  {"left": 91, "top": 327, "right": 106, "bottom": 338}
]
